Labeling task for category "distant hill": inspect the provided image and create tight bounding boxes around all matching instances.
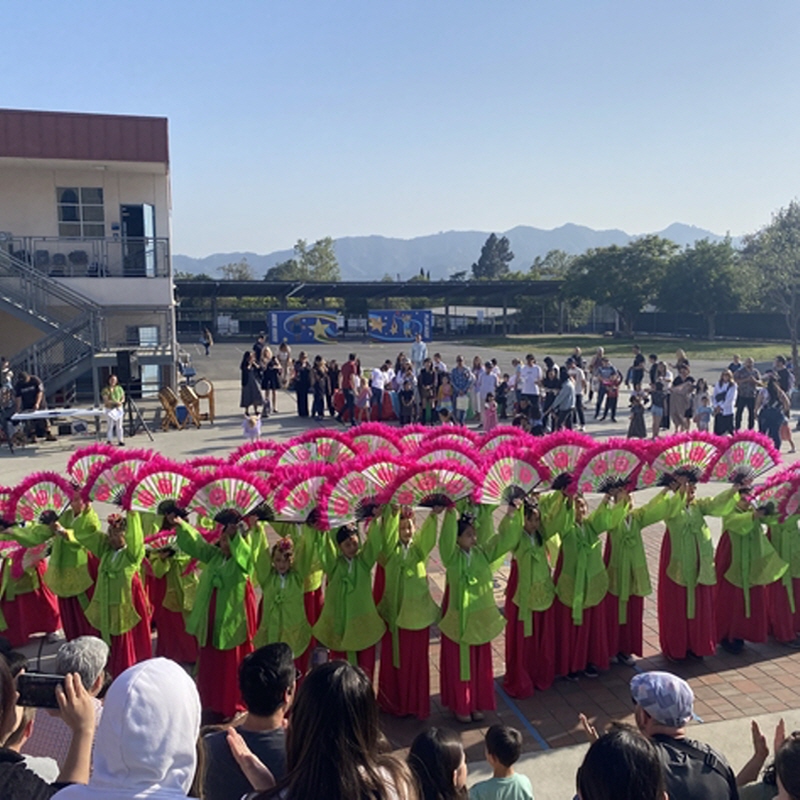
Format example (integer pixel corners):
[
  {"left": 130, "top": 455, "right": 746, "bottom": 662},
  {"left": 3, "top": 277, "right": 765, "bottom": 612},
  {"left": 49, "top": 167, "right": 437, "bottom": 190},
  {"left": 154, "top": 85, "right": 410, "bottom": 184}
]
[{"left": 174, "top": 222, "right": 734, "bottom": 281}]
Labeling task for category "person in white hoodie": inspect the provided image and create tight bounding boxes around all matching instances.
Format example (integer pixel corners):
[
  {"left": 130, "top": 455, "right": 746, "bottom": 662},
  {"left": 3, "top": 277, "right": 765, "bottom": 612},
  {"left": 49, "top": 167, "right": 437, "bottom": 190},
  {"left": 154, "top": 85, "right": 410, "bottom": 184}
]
[{"left": 54, "top": 658, "right": 201, "bottom": 800}]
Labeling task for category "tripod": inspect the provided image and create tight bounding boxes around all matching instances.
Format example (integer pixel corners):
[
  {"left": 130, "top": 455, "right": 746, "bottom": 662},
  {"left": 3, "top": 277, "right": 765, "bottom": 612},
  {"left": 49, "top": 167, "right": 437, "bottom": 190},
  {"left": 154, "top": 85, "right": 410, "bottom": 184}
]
[{"left": 125, "top": 383, "right": 154, "bottom": 442}]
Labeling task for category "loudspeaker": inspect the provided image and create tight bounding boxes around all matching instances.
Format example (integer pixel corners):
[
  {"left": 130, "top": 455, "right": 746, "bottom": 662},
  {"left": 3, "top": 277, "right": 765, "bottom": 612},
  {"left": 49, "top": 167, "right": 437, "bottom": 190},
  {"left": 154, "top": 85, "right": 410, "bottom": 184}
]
[{"left": 116, "top": 350, "right": 137, "bottom": 385}]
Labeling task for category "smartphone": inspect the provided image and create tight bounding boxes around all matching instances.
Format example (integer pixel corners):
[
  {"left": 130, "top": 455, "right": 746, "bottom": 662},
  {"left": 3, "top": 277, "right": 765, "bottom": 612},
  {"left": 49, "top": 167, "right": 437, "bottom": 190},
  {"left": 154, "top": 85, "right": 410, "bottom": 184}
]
[{"left": 17, "top": 672, "right": 66, "bottom": 709}]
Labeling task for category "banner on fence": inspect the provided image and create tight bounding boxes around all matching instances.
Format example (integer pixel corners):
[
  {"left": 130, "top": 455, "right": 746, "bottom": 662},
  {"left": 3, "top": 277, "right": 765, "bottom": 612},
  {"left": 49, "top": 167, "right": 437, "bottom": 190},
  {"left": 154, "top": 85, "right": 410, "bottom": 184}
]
[
  {"left": 367, "top": 310, "right": 432, "bottom": 342},
  {"left": 268, "top": 311, "right": 339, "bottom": 345}
]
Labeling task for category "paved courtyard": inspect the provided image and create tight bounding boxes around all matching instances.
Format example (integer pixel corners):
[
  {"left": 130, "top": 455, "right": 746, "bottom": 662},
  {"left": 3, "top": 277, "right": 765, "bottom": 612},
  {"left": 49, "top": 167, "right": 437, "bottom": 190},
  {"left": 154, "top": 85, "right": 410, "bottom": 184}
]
[{"left": 4, "top": 339, "right": 800, "bottom": 798}]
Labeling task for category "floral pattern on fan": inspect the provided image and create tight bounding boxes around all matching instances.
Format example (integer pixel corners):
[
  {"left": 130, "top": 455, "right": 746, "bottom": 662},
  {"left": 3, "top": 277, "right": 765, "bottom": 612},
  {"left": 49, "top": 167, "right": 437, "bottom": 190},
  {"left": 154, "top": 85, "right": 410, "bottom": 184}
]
[
  {"left": 179, "top": 467, "right": 271, "bottom": 520},
  {"left": 273, "top": 464, "right": 335, "bottom": 523},
  {"left": 474, "top": 446, "right": 547, "bottom": 505},
  {"left": 383, "top": 460, "right": 480, "bottom": 508},
  {"left": 535, "top": 431, "right": 595, "bottom": 483},
  {"left": 572, "top": 440, "right": 648, "bottom": 494},
  {"left": 346, "top": 422, "right": 403, "bottom": 455},
  {"left": 413, "top": 440, "right": 483, "bottom": 471},
  {"left": 709, "top": 431, "right": 781, "bottom": 484},
  {"left": 121, "top": 462, "right": 197, "bottom": 513},
  {"left": 318, "top": 465, "right": 384, "bottom": 529},
  {"left": 228, "top": 440, "right": 282, "bottom": 465},
  {"left": 9, "top": 472, "right": 74, "bottom": 523},
  {"left": 66, "top": 443, "right": 118, "bottom": 486},
  {"left": 81, "top": 450, "right": 156, "bottom": 504},
  {"left": 647, "top": 433, "right": 724, "bottom": 484}
]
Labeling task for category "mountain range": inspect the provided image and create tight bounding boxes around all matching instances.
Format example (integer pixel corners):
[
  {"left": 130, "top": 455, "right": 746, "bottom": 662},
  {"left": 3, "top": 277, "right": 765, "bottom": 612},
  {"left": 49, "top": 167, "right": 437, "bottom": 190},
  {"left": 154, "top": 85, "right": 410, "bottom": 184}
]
[{"left": 174, "top": 222, "right": 734, "bottom": 282}]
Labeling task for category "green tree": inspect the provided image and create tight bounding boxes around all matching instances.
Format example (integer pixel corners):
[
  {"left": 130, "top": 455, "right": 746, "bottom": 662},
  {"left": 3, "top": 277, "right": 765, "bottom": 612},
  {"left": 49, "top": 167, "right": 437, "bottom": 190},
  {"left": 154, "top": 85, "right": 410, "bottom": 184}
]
[
  {"left": 263, "top": 237, "right": 341, "bottom": 282},
  {"left": 449, "top": 270, "right": 468, "bottom": 281},
  {"left": 656, "top": 238, "right": 741, "bottom": 339},
  {"left": 217, "top": 258, "right": 255, "bottom": 281},
  {"left": 741, "top": 201, "right": 800, "bottom": 372},
  {"left": 563, "top": 235, "right": 678, "bottom": 334},
  {"left": 471, "top": 233, "right": 514, "bottom": 280},
  {"left": 528, "top": 249, "right": 576, "bottom": 279}
]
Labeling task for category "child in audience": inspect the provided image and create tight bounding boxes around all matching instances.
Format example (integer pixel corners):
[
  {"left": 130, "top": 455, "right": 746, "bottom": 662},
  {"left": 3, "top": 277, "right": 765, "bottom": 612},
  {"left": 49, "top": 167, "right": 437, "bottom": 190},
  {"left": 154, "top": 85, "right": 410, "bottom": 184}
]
[
  {"left": 693, "top": 395, "right": 712, "bottom": 432},
  {"left": 242, "top": 413, "right": 261, "bottom": 442},
  {"left": 483, "top": 392, "right": 499, "bottom": 432},
  {"left": 470, "top": 724, "right": 534, "bottom": 800},
  {"left": 399, "top": 380, "right": 416, "bottom": 425},
  {"left": 437, "top": 374, "right": 453, "bottom": 415},
  {"left": 356, "top": 376, "right": 371, "bottom": 423},
  {"left": 496, "top": 374, "right": 510, "bottom": 419},
  {"left": 407, "top": 727, "right": 468, "bottom": 800}
]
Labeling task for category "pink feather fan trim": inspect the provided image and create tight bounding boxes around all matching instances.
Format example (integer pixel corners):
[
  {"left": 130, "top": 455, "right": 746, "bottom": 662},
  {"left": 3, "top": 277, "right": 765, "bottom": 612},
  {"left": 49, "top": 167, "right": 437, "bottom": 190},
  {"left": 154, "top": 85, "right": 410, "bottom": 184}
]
[
  {"left": 571, "top": 438, "right": 651, "bottom": 495},
  {"left": 120, "top": 460, "right": 199, "bottom": 513},
  {"left": 179, "top": 464, "right": 272, "bottom": 521},
  {"left": 9, "top": 471, "right": 75, "bottom": 523},
  {"left": 381, "top": 458, "right": 482, "bottom": 508},
  {"left": 228, "top": 439, "right": 282, "bottom": 465},
  {"left": 80, "top": 448, "right": 161, "bottom": 504},
  {"left": 66, "top": 442, "right": 119, "bottom": 486}
]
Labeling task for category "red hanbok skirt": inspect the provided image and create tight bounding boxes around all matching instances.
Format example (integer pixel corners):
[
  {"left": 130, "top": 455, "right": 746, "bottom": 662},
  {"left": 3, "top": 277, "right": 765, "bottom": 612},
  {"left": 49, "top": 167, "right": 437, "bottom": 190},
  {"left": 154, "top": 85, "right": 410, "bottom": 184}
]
[
  {"left": 439, "top": 634, "right": 495, "bottom": 717},
  {"left": 657, "top": 531, "right": 716, "bottom": 660},
  {"left": 378, "top": 626, "right": 431, "bottom": 718},
  {"left": 58, "top": 594, "right": 99, "bottom": 642},
  {"left": 502, "top": 560, "right": 556, "bottom": 697},
  {"left": 715, "top": 532, "right": 769, "bottom": 644},
  {"left": 552, "top": 552, "right": 610, "bottom": 675},
  {"left": 107, "top": 571, "right": 152, "bottom": 678},
  {"left": 0, "top": 561, "right": 61, "bottom": 647},
  {"left": 767, "top": 577, "right": 800, "bottom": 642},
  {"left": 146, "top": 572, "right": 198, "bottom": 664},
  {"left": 196, "top": 581, "right": 257, "bottom": 718},
  {"left": 603, "top": 536, "right": 645, "bottom": 657}
]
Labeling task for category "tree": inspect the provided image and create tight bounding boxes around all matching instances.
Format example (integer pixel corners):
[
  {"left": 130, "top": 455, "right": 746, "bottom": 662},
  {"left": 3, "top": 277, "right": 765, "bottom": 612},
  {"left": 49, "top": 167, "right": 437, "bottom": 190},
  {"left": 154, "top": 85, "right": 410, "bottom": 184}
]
[
  {"left": 742, "top": 201, "right": 800, "bottom": 372},
  {"left": 528, "top": 249, "right": 575, "bottom": 279},
  {"left": 563, "top": 235, "right": 678, "bottom": 334},
  {"left": 217, "top": 258, "right": 255, "bottom": 281},
  {"left": 656, "top": 238, "right": 741, "bottom": 339},
  {"left": 449, "top": 270, "right": 468, "bottom": 281},
  {"left": 471, "top": 233, "right": 514, "bottom": 280},
  {"left": 263, "top": 237, "right": 341, "bottom": 282}
]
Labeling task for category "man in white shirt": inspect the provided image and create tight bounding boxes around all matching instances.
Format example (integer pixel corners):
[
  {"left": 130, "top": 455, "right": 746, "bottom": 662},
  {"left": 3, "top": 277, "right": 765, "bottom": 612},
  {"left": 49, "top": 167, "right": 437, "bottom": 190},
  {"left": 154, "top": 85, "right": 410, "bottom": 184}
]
[
  {"left": 567, "top": 357, "right": 587, "bottom": 431},
  {"left": 519, "top": 354, "right": 542, "bottom": 419},
  {"left": 410, "top": 334, "right": 428, "bottom": 374},
  {"left": 433, "top": 353, "right": 447, "bottom": 374},
  {"left": 371, "top": 364, "right": 387, "bottom": 420}
]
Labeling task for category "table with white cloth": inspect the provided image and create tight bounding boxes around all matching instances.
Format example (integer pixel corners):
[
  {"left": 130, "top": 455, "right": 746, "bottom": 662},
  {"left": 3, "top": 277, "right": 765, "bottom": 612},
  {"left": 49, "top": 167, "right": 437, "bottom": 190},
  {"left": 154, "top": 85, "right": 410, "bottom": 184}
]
[{"left": 12, "top": 408, "right": 106, "bottom": 439}]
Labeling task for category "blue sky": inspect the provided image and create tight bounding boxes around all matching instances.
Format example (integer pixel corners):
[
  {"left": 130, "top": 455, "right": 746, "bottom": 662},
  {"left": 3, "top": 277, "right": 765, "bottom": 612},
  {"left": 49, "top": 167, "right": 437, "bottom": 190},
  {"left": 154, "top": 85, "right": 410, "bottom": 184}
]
[{"left": 3, "top": 1, "right": 799, "bottom": 256}]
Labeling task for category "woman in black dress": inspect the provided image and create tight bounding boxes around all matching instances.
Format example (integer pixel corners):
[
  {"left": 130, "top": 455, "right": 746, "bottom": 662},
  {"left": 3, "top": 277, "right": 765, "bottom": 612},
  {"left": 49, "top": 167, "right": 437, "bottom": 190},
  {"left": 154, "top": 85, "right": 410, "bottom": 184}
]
[
  {"left": 294, "top": 352, "right": 311, "bottom": 418},
  {"left": 240, "top": 350, "right": 263, "bottom": 416},
  {"left": 310, "top": 356, "right": 328, "bottom": 420},
  {"left": 418, "top": 358, "right": 437, "bottom": 424},
  {"left": 326, "top": 359, "right": 340, "bottom": 417},
  {"left": 261, "top": 354, "right": 282, "bottom": 413}
]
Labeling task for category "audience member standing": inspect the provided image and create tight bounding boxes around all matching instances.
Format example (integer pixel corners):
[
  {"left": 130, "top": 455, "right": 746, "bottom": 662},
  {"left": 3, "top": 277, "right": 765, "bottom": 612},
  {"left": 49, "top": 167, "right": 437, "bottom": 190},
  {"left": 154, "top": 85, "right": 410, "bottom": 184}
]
[
  {"left": 411, "top": 334, "right": 428, "bottom": 374},
  {"left": 240, "top": 351, "right": 263, "bottom": 417},
  {"left": 712, "top": 370, "right": 737, "bottom": 435},
  {"left": 335, "top": 353, "right": 359, "bottom": 426},
  {"left": 519, "top": 354, "right": 542, "bottom": 420},
  {"left": 450, "top": 356, "right": 473, "bottom": 425},
  {"left": 293, "top": 353, "right": 311, "bottom": 418},
  {"left": 735, "top": 357, "right": 761, "bottom": 430}
]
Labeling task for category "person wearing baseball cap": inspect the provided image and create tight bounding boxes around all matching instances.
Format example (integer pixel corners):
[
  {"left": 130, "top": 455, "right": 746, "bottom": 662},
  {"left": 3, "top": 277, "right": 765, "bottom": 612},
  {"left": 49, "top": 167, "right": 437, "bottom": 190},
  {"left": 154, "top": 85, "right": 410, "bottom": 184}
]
[{"left": 631, "top": 671, "right": 738, "bottom": 800}]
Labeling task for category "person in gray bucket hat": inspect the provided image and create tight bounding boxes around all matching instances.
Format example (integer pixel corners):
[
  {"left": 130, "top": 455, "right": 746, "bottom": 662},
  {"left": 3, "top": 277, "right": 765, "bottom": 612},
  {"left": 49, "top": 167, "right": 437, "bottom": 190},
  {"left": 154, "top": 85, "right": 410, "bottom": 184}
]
[{"left": 631, "top": 671, "right": 739, "bottom": 800}]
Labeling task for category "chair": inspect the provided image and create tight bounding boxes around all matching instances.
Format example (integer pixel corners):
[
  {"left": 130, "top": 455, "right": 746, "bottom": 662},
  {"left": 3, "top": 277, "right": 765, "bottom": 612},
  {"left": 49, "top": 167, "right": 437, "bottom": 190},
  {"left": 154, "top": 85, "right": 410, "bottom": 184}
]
[
  {"left": 193, "top": 377, "right": 215, "bottom": 423},
  {"left": 158, "top": 386, "right": 183, "bottom": 431},
  {"left": 179, "top": 385, "right": 202, "bottom": 428}
]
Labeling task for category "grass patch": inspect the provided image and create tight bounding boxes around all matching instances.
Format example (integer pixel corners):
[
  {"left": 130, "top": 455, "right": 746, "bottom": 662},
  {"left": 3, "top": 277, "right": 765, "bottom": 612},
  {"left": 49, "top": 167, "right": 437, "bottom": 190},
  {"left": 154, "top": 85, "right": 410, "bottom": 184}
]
[{"left": 467, "top": 335, "right": 793, "bottom": 362}]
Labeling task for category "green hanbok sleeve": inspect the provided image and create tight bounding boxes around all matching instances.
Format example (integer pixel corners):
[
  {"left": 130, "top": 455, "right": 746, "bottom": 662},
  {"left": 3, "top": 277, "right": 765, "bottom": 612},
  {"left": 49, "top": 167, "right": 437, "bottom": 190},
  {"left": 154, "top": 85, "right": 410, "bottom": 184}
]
[
  {"left": 175, "top": 520, "right": 219, "bottom": 564},
  {"left": 437, "top": 508, "right": 459, "bottom": 568},
  {"left": 696, "top": 487, "right": 739, "bottom": 517},
  {"left": 484, "top": 506, "right": 523, "bottom": 568},
  {"left": 415, "top": 512, "right": 439, "bottom": 559},
  {"left": 1, "top": 524, "right": 51, "bottom": 547}
]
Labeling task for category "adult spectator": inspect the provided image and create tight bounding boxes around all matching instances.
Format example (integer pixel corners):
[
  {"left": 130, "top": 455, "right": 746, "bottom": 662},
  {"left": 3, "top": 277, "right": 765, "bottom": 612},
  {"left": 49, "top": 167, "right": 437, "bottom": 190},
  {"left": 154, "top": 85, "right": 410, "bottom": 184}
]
[
  {"left": 24, "top": 637, "right": 108, "bottom": 771},
  {"left": 253, "top": 334, "right": 266, "bottom": 363},
  {"left": 276, "top": 340, "right": 292, "bottom": 388},
  {"left": 541, "top": 363, "right": 560, "bottom": 429},
  {"left": 201, "top": 327, "right": 213, "bottom": 357},
  {"left": 572, "top": 346, "right": 585, "bottom": 370},
  {"left": 775, "top": 729, "right": 800, "bottom": 800},
  {"left": 629, "top": 345, "right": 646, "bottom": 391},
  {"left": 326, "top": 359, "right": 340, "bottom": 417},
  {"left": 54, "top": 658, "right": 200, "bottom": 800},
  {"left": 520, "top": 354, "right": 542, "bottom": 420},
  {"left": 0, "top": 657, "right": 95, "bottom": 799},
  {"left": 240, "top": 351, "right": 263, "bottom": 417},
  {"left": 203, "top": 644, "right": 294, "bottom": 800},
  {"left": 418, "top": 359, "right": 437, "bottom": 425},
  {"left": 595, "top": 357, "right": 619, "bottom": 421},
  {"left": 101, "top": 374, "right": 125, "bottom": 447},
  {"left": 549, "top": 366, "right": 576, "bottom": 431},
  {"left": 756, "top": 376, "right": 791, "bottom": 451},
  {"left": 293, "top": 352, "right": 311, "bottom": 418},
  {"left": 14, "top": 370, "right": 55, "bottom": 442},
  {"left": 648, "top": 354, "right": 659, "bottom": 386},
  {"left": 411, "top": 334, "right": 428, "bottom": 374},
  {"left": 336, "top": 353, "right": 359, "bottom": 426},
  {"left": 567, "top": 357, "right": 587, "bottom": 431},
  {"left": 261, "top": 354, "right": 281, "bottom": 414},
  {"left": 310, "top": 356, "right": 328, "bottom": 420},
  {"left": 471, "top": 356, "right": 484, "bottom": 419},
  {"left": 729, "top": 354, "right": 743, "bottom": 374},
  {"left": 587, "top": 347, "right": 606, "bottom": 402},
  {"left": 712, "top": 370, "right": 737, "bottom": 435},
  {"left": 735, "top": 358, "right": 761, "bottom": 430},
  {"left": 432, "top": 352, "right": 448, "bottom": 375},
  {"left": 371, "top": 362, "right": 388, "bottom": 421},
  {"left": 477, "top": 362, "right": 498, "bottom": 425},
  {"left": 576, "top": 723, "right": 667, "bottom": 800},
  {"left": 630, "top": 671, "right": 738, "bottom": 800},
  {"left": 774, "top": 355, "right": 794, "bottom": 394},
  {"left": 1, "top": 356, "right": 12, "bottom": 387},
  {"left": 407, "top": 727, "right": 468, "bottom": 800},
  {"left": 227, "top": 661, "right": 416, "bottom": 800},
  {"left": 670, "top": 364, "right": 695, "bottom": 433},
  {"left": 450, "top": 356, "right": 473, "bottom": 425}
]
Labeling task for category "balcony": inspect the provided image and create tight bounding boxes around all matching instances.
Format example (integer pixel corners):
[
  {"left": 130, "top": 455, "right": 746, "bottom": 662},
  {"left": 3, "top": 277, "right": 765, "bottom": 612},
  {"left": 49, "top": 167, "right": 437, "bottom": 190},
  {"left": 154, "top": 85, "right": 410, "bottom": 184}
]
[{"left": 1, "top": 234, "right": 171, "bottom": 278}]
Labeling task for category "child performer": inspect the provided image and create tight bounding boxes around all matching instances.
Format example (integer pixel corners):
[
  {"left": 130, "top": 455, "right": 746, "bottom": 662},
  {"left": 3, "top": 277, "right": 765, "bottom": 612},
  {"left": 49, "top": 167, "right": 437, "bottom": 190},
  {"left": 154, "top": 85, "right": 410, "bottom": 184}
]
[
  {"left": 145, "top": 502, "right": 199, "bottom": 665},
  {"left": 77, "top": 511, "right": 152, "bottom": 676},
  {"left": 2, "top": 491, "right": 99, "bottom": 641},
  {"left": 658, "top": 474, "right": 739, "bottom": 660},
  {"left": 311, "top": 518, "right": 386, "bottom": 680},
  {"left": 438, "top": 506, "right": 520, "bottom": 723},
  {"left": 176, "top": 509, "right": 257, "bottom": 720},
  {"left": 716, "top": 493, "right": 787, "bottom": 653},
  {"left": 604, "top": 485, "right": 680, "bottom": 665},
  {"left": 551, "top": 492, "right": 625, "bottom": 679},
  {"left": 253, "top": 531, "right": 315, "bottom": 675},
  {"left": 503, "top": 496, "right": 558, "bottom": 698},
  {"left": 377, "top": 506, "right": 442, "bottom": 719},
  {"left": 765, "top": 507, "right": 800, "bottom": 646}
]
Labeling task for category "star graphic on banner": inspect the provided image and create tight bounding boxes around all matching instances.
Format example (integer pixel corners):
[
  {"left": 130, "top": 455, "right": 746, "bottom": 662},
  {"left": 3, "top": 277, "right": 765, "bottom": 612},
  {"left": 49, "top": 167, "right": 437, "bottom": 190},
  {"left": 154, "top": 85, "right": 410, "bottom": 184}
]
[
  {"left": 369, "top": 315, "right": 385, "bottom": 332},
  {"left": 311, "top": 318, "right": 330, "bottom": 340}
]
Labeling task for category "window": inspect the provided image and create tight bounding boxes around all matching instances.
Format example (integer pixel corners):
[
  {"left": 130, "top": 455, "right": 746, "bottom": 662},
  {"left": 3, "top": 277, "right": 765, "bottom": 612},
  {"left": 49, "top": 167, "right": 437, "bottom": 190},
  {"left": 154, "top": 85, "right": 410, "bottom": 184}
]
[{"left": 56, "top": 187, "right": 105, "bottom": 238}]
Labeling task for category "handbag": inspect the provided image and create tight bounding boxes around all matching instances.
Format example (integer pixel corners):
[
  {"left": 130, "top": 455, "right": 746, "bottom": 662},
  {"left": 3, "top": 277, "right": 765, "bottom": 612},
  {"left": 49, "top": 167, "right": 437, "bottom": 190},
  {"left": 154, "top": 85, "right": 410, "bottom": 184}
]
[{"left": 456, "top": 395, "right": 470, "bottom": 411}]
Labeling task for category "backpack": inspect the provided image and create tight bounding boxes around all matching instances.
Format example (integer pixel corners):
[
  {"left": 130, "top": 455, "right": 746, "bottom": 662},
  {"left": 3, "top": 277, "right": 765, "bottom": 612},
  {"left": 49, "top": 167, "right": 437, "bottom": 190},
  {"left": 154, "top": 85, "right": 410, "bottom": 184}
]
[{"left": 652, "top": 735, "right": 739, "bottom": 800}]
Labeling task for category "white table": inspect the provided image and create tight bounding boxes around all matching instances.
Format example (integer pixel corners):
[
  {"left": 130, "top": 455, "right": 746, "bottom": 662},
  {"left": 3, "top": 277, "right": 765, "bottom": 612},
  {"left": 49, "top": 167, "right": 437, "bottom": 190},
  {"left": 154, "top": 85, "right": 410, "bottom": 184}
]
[{"left": 12, "top": 408, "right": 106, "bottom": 439}]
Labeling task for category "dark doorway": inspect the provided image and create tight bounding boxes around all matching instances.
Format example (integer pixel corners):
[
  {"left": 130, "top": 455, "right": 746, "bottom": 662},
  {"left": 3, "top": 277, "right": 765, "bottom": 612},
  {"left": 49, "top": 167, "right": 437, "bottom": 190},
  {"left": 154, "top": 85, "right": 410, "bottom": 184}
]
[{"left": 121, "top": 204, "right": 156, "bottom": 277}]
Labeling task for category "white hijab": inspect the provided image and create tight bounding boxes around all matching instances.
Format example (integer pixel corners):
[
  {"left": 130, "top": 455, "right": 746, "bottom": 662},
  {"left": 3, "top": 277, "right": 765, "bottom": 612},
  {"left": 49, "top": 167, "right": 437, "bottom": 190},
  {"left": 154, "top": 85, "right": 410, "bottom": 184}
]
[{"left": 54, "top": 658, "right": 201, "bottom": 800}]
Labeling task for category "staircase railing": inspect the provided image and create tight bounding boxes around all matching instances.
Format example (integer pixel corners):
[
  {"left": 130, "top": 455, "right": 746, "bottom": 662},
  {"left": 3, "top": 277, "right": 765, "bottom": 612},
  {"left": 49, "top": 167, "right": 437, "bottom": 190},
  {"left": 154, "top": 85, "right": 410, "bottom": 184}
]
[
  {"left": 0, "top": 246, "right": 100, "bottom": 328},
  {"left": 9, "top": 311, "right": 104, "bottom": 390}
]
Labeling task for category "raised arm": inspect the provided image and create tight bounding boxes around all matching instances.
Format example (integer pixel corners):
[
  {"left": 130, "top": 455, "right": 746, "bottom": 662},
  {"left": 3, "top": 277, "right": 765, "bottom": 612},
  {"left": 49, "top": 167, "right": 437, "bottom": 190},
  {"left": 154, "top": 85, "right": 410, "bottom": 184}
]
[
  {"left": 437, "top": 508, "right": 459, "bottom": 568},
  {"left": 175, "top": 519, "right": 221, "bottom": 564}
]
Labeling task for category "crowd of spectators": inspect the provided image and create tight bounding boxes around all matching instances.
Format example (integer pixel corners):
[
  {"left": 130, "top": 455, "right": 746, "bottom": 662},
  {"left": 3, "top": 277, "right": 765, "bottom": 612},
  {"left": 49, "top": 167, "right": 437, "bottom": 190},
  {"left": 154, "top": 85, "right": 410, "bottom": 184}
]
[{"left": 2, "top": 636, "right": 798, "bottom": 800}]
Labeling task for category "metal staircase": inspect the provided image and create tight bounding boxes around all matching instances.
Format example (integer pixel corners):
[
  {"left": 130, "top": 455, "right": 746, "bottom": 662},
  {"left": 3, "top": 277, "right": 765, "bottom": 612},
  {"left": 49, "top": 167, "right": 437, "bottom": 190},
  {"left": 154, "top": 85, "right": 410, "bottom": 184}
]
[{"left": 0, "top": 248, "right": 104, "bottom": 396}]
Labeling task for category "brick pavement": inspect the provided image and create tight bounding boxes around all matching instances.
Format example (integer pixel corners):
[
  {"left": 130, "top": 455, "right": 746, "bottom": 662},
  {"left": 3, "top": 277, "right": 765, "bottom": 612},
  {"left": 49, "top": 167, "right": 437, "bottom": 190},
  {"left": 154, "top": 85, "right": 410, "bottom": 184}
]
[{"left": 380, "top": 518, "right": 800, "bottom": 762}]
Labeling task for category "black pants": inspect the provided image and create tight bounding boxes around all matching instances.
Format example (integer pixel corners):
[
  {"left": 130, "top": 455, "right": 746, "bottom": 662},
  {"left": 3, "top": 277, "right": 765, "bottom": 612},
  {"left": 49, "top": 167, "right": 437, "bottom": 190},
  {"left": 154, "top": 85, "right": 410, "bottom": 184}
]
[
  {"left": 714, "top": 413, "right": 734, "bottom": 435},
  {"left": 594, "top": 384, "right": 607, "bottom": 418},
  {"left": 296, "top": 389, "right": 309, "bottom": 417},
  {"left": 574, "top": 395, "right": 585, "bottom": 427},
  {"left": 371, "top": 388, "right": 383, "bottom": 420},
  {"left": 735, "top": 396, "right": 756, "bottom": 430},
  {"left": 602, "top": 395, "right": 618, "bottom": 422},
  {"left": 338, "top": 388, "right": 355, "bottom": 424},
  {"left": 523, "top": 394, "right": 540, "bottom": 420}
]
